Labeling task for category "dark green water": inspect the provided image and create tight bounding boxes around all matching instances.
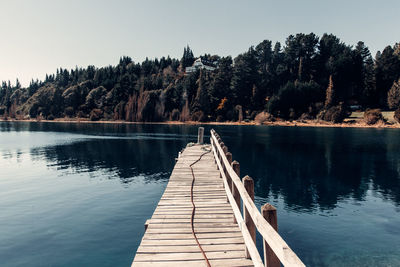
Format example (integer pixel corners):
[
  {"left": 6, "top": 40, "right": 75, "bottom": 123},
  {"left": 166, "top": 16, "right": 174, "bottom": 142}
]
[{"left": 0, "top": 122, "right": 399, "bottom": 266}]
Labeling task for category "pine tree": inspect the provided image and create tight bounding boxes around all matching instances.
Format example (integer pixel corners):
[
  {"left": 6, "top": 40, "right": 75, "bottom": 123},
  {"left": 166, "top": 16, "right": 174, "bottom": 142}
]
[
  {"left": 375, "top": 45, "right": 400, "bottom": 106},
  {"left": 181, "top": 45, "right": 195, "bottom": 69},
  {"left": 394, "top": 43, "right": 400, "bottom": 57},
  {"left": 325, "top": 75, "right": 334, "bottom": 108},
  {"left": 388, "top": 78, "right": 400, "bottom": 109},
  {"left": 15, "top": 78, "right": 21, "bottom": 89},
  {"left": 192, "top": 69, "right": 210, "bottom": 115},
  {"left": 298, "top": 57, "right": 303, "bottom": 81},
  {"left": 230, "top": 47, "right": 258, "bottom": 109},
  {"left": 356, "top": 42, "right": 376, "bottom": 106},
  {"left": 180, "top": 99, "right": 190, "bottom": 121},
  {"left": 363, "top": 56, "right": 376, "bottom": 105}
]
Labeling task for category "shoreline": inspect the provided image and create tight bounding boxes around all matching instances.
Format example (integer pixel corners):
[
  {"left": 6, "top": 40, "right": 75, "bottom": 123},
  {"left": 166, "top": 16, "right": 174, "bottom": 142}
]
[
  {"left": 0, "top": 118, "right": 253, "bottom": 126},
  {"left": 1, "top": 118, "right": 399, "bottom": 129}
]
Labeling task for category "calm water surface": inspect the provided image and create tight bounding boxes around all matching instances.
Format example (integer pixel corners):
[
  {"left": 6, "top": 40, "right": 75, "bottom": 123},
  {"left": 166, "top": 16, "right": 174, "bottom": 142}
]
[{"left": 0, "top": 122, "right": 399, "bottom": 266}]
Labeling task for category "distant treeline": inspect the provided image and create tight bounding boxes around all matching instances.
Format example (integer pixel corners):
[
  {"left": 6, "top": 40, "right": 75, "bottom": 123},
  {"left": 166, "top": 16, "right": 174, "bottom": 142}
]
[{"left": 1, "top": 33, "right": 400, "bottom": 122}]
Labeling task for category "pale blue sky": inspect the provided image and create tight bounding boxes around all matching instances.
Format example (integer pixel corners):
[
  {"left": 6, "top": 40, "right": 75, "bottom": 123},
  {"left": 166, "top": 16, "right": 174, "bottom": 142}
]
[{"left": 1, "top": 0, "right": 399, "bottom": 86}]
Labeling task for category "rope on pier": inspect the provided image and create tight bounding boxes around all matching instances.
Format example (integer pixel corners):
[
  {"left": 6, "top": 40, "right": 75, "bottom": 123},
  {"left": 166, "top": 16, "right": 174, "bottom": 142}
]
[{"left": 189, "top": 147, "right": 212, "bottom": 267}]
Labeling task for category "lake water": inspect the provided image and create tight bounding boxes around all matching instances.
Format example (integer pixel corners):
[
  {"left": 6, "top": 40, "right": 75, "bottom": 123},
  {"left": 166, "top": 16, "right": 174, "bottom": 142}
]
[{"left": 0, "top": 122, "right": 399, "bottom": 266}]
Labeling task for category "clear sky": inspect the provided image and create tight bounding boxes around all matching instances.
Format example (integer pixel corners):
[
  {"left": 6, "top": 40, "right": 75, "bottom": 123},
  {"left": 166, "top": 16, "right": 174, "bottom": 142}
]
[{"left": 1, "top": 0, "right": 399, "bottom": 86}]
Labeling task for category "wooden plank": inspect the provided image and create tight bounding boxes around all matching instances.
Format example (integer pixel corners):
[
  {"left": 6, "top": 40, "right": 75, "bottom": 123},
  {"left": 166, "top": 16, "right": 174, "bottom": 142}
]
[
  {"left": 162, "top": 190, "right": 225, "bottom": 193},
  {"left": 134, "top": 251, "right": 246, "bottom": 261},
  {"left": 139, "top": 237, "right": 246, "bottom": 246},
  {"left": 156, "top": 202, "right": 229, "bottom": 207},
  {"left": 136, "top": 244, "right": 245, "bottom": 253},
  {"left": 145, "top": 218, "right": 236, "bottom": 224},
  {"left": 151, "top": 214, "right": 233, "bottom": 219},
  {"left": 156, "top": 202, "right": 228, "bottom": 207},
  {"left": 147, "top": 223, "right": 240, "bottom": 229},
  {"left": 153, "top": 210, "right": 233, "bottom": 215},
  {"left": 143, "top": 232, "right": 244, "bottom": 240},
  {"left": 145, "top": 227, "right": 241, "bottom": 234},
  {"left": 160, "top": 195, "right": 227, "bottom": 199},
  {"left": 132, "top": 258, "right": 254, "bottom": 267},
  {"left": 154, "top": 207, "right": 231, "bottom": 212}
]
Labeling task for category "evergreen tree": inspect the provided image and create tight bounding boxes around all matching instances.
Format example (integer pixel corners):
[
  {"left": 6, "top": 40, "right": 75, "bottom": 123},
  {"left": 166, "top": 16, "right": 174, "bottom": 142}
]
[
  {"left": 355, "top": 42, "right": 376, "bottom": 106},
  {"left": 375, "top": 45, "right": 400, "bottom": 107},
  {"left": 325, "top": 75, "right": 334, "bottom": 108},
  {"left": 230, "top": 47, "right": 258, "bottom": 110},
  {"left": 388, "top": 78, "right": 400, "bottom": 109},
  {"left": 209, "top": 56, "right": 232, "bottom": 114},
  {"left": 255, "top": 40, "right": 273, "bottom": 107},
  {"left": 191, "top": 69, "right": 210, "bottom": 116},
  {"left": 15, "top": 79, "right": 21, "bottom": 89},
  {"left": 181, "top": 45, "right": 195, "bottom": 69}
]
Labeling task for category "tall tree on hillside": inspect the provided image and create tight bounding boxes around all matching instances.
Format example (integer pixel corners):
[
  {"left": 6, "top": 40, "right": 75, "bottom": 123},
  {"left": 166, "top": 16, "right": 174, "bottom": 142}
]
[
  {"left": 284, "top": 33, "right": 319, "bottom": 82},
  {"left": 254, "top": 40, "right": 273, "bottom": 108},
  {"left": 209, "top": 56, "right": 233, "bottom": 112},
  {"left": 270, "top": 42, "right": 286, "bottom": 94},
  {"left": 230, "top": 47, "right": 258, "bottom": 110},
  {"left": 181, "top": 71, "right": 198, "bottom": 108},
  {"left": 315, "top": 34, "right": 344, "bottom": 86},
  {"left": 355, "top": 41, "right": 376, "bottom": 106},
  {"left": 388, "top": 78, "right": 400, "bottom": 109},
  {"left": 15, "top": 79, "right": 21, "bottom": 89},
  {"left": 375, "top": 45, "right": 400, "bottom": 107},
  {"left": 86, "top": 65, "right": 96, "bottom": 80},
  {"left": 191, "top": 69, "right": 210, "bottom": 116},
  {"left": 317, "top": 34, "right": 360, "bottom": 103},
  {"left": 325, "top": 75, "right": 335, "bottom": 108},
  {"left": 394, "top": 43, "right": 400, "bottom": 57},
  {"left": 181, "top": 45, "right": 195, "bottom": 69}
]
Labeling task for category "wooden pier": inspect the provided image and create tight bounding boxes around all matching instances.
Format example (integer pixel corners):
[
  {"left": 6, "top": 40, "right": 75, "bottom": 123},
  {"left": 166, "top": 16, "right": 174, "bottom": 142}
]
[{"left": 132, "top": 128, "right": 305, "bottom": 267}]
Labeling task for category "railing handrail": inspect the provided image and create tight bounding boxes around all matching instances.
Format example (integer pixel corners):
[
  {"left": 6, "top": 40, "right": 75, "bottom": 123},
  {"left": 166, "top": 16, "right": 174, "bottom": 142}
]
[
  {"left": 210, "top": 129, "right": 305, "bottom": 267},
  {"left": 210, "top": 137, "right": 264, "bottom": 267}
]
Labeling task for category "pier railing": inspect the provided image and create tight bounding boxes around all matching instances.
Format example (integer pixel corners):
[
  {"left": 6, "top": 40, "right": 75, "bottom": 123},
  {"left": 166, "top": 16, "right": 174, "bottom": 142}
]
[{"left": 210, "top": 129, "right": 305, "bottom": 267}]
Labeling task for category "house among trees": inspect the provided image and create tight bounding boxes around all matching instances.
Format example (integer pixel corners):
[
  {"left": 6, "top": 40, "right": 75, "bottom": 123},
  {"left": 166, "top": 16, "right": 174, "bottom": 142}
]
[{"left": 185, "top": 58, "right": 217, "bottom": 73}]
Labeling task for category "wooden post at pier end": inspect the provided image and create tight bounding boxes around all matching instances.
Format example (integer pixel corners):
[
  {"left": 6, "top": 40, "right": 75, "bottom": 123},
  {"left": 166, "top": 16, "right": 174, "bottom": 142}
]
[
  {"left": 261, "top": 204, "right": 280, "bottom": 267},
  {"left": 243, "top": 175, "right": 255, "bottom": 259},
  {"left": 197, "top": 127, "right": 204, "bottom": 144}
]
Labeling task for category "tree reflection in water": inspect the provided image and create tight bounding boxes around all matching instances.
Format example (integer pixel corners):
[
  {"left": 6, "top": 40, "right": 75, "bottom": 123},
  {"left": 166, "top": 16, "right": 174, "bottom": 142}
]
[
  {"left": 2, "top": 121, "right": 400, "bottom": 210},
  {"left": 212, "top": 126, "right": 400, "bottom": 211}
]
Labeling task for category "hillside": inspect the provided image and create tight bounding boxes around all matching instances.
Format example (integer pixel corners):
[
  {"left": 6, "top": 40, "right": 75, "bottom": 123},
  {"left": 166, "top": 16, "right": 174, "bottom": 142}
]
[{"left": 1, "top": 34, "right": 400, "bottom": 123}]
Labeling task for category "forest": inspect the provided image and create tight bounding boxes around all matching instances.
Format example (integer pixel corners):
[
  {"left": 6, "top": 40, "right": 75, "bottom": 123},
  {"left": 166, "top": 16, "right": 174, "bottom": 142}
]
[{"left": 1, "top": 33, "right": 400, "bottom": 123}]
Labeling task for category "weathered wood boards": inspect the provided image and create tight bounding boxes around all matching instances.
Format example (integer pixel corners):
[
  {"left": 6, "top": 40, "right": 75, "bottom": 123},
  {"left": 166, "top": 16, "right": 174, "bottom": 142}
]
[{"left": 132, "top": 144, "right": 254, "bottom": 267}]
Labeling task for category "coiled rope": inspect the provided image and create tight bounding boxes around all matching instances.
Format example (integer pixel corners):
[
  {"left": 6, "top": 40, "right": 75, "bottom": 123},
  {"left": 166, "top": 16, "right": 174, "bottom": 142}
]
[{"left": 189, "top": 148, "right": 212, "bottom": 267}]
